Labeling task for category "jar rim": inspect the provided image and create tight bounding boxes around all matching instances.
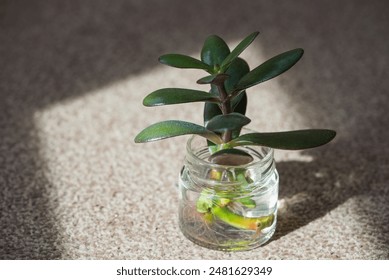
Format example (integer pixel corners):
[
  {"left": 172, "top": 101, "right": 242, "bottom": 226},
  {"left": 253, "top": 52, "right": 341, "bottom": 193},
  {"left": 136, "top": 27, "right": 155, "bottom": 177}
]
[{"left": 186, "top": 128, "right": 274, "bottom": 169}]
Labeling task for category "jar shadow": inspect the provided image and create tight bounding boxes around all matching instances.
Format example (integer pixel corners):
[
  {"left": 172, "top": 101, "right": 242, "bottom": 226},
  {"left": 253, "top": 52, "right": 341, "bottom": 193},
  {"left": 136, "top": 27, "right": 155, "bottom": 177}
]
[
  {"left": 268, "top": 146, "right": 388, "bottom": 250},
  {"left": 272, "top": 159, "right": 341, "bottom": 240}
]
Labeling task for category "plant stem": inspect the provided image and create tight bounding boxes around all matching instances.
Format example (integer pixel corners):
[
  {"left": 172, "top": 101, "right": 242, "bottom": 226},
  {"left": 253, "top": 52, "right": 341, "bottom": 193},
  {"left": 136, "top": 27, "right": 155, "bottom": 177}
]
[{"left": 215, "top": 82, "right": 233, "bottom": 143}]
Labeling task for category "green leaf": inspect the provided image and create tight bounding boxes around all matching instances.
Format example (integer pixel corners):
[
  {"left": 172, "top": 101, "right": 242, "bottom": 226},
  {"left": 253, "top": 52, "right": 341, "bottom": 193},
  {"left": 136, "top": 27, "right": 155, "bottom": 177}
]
[
  {"left": 226, "top": 58, "right": 250, "bottom": 139},
  {"left": 228, "top": 129, "right": 336, "bottom": 150},
  {"left": 203, "top": 57, "right": 250, "bottom": 140},
  {"left": 203, "top": 101, "right": 222, "bottom": 149},
  {"left": 143, "top": 88, "right": 218, "bottom": 106},
  {"left": 201, "top": 35, "right": 230, "bottom": 68},
  {"left": 224, "top": 58, "right": 250, "bottom": 93},
  {"left": 232, "top": 92, "right": 247, "bottom": 115},
  {"left": 236, "top": 48, "right": 304, "bottom": 90},
  {"left": 134, "top": 120, "right": 223, "bottom": 144},
  {"left": 159, "top": 54, "right": 212, "bottom": 71},
  {"left": 203, "top": 102, "right": 222, "bottom": 126},
  {"left": 206, "top": 113, "right": 251, "bottom": 133},
  {"left": 197, "top": 74, "right": 229, "bottom": 85},
  {"left": 221, "top": 31, "right": 259, "bottom": 70},
  {"left": 231, "top": 93, "right": 248, "bottom": 139}
]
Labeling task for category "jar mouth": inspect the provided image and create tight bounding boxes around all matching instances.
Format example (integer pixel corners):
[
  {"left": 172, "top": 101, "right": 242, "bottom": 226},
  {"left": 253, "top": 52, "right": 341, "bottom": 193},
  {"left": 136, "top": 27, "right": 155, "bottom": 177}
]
[{"left": 186, "top": 129, "right": 274, "bottom": 169}]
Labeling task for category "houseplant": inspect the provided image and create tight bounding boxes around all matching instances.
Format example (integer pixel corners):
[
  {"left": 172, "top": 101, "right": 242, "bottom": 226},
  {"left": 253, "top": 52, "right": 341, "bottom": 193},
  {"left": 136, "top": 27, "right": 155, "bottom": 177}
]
[{"left": 134, "top": 31, "right": 336, "bottom": 251}]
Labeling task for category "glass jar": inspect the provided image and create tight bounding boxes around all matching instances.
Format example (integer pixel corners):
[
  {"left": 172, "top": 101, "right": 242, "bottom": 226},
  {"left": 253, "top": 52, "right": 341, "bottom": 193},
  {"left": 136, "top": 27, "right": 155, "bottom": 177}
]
[{"left": 178, "top": 132, "right": 279, "bottom": 251}]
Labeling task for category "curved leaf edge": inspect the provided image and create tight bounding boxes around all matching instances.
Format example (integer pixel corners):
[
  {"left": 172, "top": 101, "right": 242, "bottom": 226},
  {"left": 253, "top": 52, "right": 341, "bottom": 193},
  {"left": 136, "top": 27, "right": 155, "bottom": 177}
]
[
  {"left": 228, "top": 129, "right": 336, "bottom": 150},
  {"left": 143, "top": 88, "right": 219, "bottom": 107},
  {"left": 220, "top": 31, "right": 260, "bottom": 71},
  {"left": 158, "top": 54, "right": 212, "bottom": 72},
  {"left": 236, "top": 48, "right": 304, "bottom": 91},
  {"left": 206, "top": 112, "right": 251, "bottom": 133},
  {"left": 134, "top": 120, "right": 223, "bottom": 144}
]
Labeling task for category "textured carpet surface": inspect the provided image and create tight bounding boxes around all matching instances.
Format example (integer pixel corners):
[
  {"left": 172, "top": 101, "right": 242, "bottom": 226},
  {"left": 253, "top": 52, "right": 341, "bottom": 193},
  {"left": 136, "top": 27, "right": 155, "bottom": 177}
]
[{"left": 0, "top": 0, "right": 388, "bottom": 259}]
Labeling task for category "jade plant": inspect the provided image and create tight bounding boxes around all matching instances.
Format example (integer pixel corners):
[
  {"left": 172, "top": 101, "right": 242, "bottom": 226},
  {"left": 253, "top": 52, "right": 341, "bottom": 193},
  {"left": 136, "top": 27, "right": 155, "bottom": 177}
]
[
  {"left": 134, "top": 31, "right": 336, "bottom": 235},
  {"left": 135, "top": 31, "right": 335, "bottom": 148}
]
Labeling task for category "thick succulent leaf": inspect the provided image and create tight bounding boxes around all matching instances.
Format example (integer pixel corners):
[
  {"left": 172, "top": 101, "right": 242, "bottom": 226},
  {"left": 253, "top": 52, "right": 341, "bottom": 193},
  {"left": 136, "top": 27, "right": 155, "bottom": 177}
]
[
  {"left": 206, "top": 113, "right": 251, "bottom": 133},
  {"left": 134, "top": 120, "right": 223, "bottom": 144},
  {"left": 226, "top": 58, "right": 249, "bottom": 139},
  {"left": 143, "top": 88, "right": 218, "bottom": 106},
  {"left": 201, "top": 35, "right": 230, "bottom": 68},
  {"left": 197, "top": 74, "right": 229, "bottom": 85},
  {"left": 231, "top": 93, "right": 248, "bottom": 139},
  {"left": 204, "top": 85, "right": 222, "bottom": 124},
  {"left": 159, "top": 54, "right": 212, "bottom": 71},
  {"left": 232, "top": 92, "right": 247, "bottom": 115},
  {"left": 203, "top": 102, "right": 222, "bottom": 126},
  {"left": 221, "top": 31, "right": 259, "bottom": 70},
  {"left": 203, "top": 101, "right": 223, "bottom": 149},
  {"left": 228, "top": 129, "right": 336, "bottom": 150},
  {"left": 236, "top": 48, "right": 304, "bottom": 90},
  {"left": 224, "top": 58, "right": 250, "bottom": 93}
]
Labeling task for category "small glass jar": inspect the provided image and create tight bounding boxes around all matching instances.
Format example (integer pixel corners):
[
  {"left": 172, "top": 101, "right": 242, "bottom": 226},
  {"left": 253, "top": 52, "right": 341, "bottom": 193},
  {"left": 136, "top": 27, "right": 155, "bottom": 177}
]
[{"left": 178, "top": 132, "right": 279, "bottom": 251}]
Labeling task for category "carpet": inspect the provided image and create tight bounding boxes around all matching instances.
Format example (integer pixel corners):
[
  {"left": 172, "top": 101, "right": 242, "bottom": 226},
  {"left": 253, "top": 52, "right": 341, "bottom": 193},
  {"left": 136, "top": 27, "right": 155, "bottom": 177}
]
[{"left": 0, "top": 0, "right": 388, "bottom": 259}]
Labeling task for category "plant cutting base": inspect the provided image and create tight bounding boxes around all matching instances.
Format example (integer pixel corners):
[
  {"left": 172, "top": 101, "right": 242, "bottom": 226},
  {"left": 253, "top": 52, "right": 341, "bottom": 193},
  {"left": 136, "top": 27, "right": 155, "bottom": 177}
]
[{"left": 179, "top": 208, "right": 277, "bottom": 251}]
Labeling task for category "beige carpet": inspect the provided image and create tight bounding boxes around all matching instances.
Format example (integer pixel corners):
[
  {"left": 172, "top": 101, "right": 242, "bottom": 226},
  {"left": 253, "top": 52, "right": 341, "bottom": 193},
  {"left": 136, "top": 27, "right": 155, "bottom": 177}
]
[{"left": 0, "top": 0, "right": 388, "bottom": 259}]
